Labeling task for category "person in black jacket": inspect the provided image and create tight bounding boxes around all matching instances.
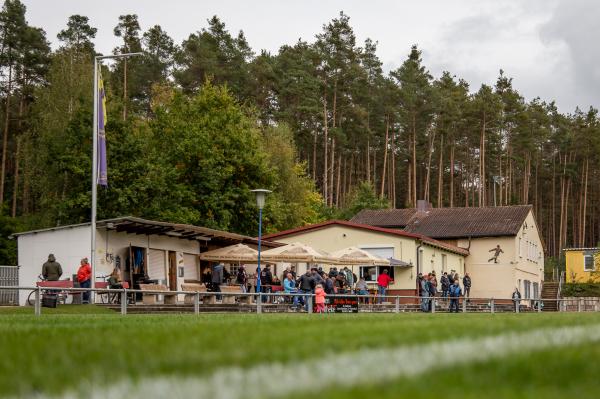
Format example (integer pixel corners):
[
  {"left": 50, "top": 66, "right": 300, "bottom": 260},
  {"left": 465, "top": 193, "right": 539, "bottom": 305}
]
[
  {"left": 212, "top": 263, "right": 224, "bottom": 300},
  {"left": 463, "top": 273, "right": 472, "bottom": 301},
  {"left": 298, "top": 270, "right": 315, "bottom": 311},
  {"left": 441, "top": 272, "right": 450, "bottom": 299},
  {"left": 260, "top": 265, "right": 273, "bottom": 302}
]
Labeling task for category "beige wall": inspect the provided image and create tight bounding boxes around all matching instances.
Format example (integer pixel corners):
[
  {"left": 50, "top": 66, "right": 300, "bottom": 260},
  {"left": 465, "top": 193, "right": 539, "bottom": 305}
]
[
  {"left": 448, "top": 210, "right": 544, "bottom": 299},
  {"left": 95, "top": 228, "right": 200, "bottom": 290},
  {"left": 270, "top": 225, "right": 466, "bottom": 290}
]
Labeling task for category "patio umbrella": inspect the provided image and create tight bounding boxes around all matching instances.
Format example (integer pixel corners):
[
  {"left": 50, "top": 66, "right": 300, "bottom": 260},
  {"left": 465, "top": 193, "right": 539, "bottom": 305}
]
[
  {"left": 260, "top": 242, "right": 340, "bottom": 264},
  {"left": 330, "top": 247, "right": 391, "bottom": 266},
  {"left": 199, "top": 243, "right": 258, "bottom": 263}
]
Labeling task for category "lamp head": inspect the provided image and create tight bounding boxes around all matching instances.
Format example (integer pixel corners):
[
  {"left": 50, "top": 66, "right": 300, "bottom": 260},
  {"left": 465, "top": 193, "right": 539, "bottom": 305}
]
[{"left": 251, "top": 189, "right": 271, "bottom": 209}]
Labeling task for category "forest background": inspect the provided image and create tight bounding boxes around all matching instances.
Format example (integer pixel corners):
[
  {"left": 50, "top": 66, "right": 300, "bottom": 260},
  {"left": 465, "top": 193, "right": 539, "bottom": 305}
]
[{"left": 0, "top": 0, "right": 596, "bottom": 268}]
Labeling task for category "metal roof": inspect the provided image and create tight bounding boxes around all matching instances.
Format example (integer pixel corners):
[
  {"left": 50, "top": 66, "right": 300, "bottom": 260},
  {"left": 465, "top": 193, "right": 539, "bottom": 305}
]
[
  {"left": 12, "top": 216, "right": 280, "bottom": 247},
  {"left": 352, "top": 205, "right": 533, "bottom": 239}
]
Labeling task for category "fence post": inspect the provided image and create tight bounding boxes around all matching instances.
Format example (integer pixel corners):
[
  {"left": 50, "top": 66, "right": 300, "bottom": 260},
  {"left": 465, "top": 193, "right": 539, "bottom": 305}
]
[
  {"left": 537, "top": 299, "right": 542, "bottom": 313},
  {"left": 578, "top": 298, "right": 582, "bottom": 312},
  {"left": 462, "top": 297, "right": 467, "bottom": 313},
  {"left": 308, "top": 295, "right": 313, "bottom": 314},
  {"left": 34, "top": 287, "right": 41, "bottom": 316},
  {"left": 121, "top": 289, "right": 127, "bottom": 315},
  {"left": 516, "top": 300, "right": 520, "bottom": 313},
  {"left": 394, "top": 296, "right": 400, "bottom": 313},
  {"left": 194, "top": 293, "right": 200, "bottom": 315},
  {"left": 491, "top": 298, "right": 495, "bottom": 314},
  {"left": 431, "top": 297, "right": 436, "bottom": 314},
  {"left": 257, "top": 294, "right": 262, "bottom": 314}
]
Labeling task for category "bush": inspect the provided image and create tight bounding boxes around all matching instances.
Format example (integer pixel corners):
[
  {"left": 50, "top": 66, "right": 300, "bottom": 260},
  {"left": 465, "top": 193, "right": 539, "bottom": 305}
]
[{"left": 561, "top": 283, "right": 600, "bottom": 297}]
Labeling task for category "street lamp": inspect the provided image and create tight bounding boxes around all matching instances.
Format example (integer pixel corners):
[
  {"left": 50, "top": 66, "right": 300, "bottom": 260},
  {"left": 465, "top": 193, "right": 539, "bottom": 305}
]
[
  {"left": 91, "top": 52, "right": 142, "bottom": 303},
  {"left": 251, "top": 189, "right": 271, "bottom": 295}
]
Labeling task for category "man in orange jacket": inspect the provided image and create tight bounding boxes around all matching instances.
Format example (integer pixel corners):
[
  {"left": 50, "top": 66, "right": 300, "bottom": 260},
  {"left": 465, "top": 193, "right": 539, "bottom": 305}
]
[{"left": 77, "top": 258, "right": 92, "bottom": 304}]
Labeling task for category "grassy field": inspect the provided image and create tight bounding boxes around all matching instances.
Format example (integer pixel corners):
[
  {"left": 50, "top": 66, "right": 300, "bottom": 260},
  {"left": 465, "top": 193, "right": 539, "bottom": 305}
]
[{"left": 1, "top": 310, "right": 599, "bottom": 398}]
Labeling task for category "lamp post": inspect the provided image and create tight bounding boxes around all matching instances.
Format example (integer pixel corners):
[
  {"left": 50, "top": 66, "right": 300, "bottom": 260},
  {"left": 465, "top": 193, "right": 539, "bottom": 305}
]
[
  {"left": 91, "top": 52, "right": 142, "bottom": 303},
  {"left": 251, "top": 189, "right": 271, "bottom": 295}
]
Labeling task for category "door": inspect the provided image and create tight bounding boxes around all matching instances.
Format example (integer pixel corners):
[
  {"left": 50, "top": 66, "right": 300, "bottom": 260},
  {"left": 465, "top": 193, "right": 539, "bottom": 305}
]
[{"left": 168, "top": 251, "right": 177, "bottom": 291}]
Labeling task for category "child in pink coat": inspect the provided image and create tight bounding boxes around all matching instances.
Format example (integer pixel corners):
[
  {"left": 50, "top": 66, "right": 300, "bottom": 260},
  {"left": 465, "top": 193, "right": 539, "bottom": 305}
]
[{"left": 315, "top": 283, "right": 326, "bottom": 313}]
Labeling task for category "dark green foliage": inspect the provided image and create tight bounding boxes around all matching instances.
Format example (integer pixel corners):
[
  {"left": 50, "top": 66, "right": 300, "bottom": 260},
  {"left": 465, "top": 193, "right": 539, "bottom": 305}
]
[
  {"left": 562, "top": 283, "right": 600, "bottom": 297},
  {"left": 337, "top": 181, "right": 389, "bottom": 220}
]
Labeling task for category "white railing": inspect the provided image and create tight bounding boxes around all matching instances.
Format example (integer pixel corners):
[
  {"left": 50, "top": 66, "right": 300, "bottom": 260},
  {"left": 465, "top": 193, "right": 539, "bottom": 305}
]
[{"left": 0, "top": 285, "right": 593, "bottom": 316}]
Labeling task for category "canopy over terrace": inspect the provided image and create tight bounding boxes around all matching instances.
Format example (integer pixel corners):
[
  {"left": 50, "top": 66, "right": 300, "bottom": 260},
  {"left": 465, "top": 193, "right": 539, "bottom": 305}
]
[
  {"left": 199, "top": 244, "right": 258, "bottom": 263},
  {"left": 260, "top": 242, "right": 340, "bottom": 265},
  {"left": 330, "top": 247, "right": 390, "bottom": 266}
]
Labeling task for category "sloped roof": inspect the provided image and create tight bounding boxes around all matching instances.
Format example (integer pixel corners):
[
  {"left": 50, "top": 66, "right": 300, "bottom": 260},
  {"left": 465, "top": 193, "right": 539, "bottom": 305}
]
[
  {"left": 13, "top": 216, "right": 281, "bottom": 248},
  {"left": 262, "top": 220, "right": 469, "bottom": 256},
  {"left": 352, "top": 205, "right": 532, "bottom": 239}
]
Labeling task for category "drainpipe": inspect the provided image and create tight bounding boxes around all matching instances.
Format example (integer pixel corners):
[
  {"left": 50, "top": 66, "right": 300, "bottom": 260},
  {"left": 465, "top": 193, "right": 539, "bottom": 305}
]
[{"left": 416, "top": 241, "right": 423, "bottom": 295}]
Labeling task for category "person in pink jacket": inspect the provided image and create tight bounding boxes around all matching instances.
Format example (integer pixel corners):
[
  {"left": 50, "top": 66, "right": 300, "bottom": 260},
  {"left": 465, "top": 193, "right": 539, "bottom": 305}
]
[{"left": 315, "top": 283, "right": 326, "bottom": 313}]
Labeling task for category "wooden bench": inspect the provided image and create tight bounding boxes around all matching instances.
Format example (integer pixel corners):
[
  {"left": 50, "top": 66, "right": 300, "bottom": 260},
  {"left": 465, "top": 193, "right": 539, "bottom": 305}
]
[
  {"left": 181, "top": 283, "right": 208, "bottom": 305},
  {"left": 139, "top": 284, "right": 176, "bottom": 305},
  {"left": 220, "top": 285, "right": 245, "bottom": 304}
]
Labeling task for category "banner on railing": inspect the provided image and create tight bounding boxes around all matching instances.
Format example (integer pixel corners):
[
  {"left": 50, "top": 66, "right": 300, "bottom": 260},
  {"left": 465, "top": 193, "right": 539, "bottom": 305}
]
[{"left": 324, "top": 296, "right": 359, "bottom": 313}]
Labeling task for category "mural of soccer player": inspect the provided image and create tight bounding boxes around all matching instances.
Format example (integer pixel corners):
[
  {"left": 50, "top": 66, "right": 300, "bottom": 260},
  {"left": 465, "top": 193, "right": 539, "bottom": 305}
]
[{"left": 488, "top": 245, "right": 504, "bottom": 263}]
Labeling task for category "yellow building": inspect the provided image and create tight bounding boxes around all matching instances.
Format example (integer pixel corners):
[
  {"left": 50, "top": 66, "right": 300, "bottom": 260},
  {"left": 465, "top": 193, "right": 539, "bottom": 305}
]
[
  {"left": 263, "top": 220, "right": 469, "bottom": 296},
  {"left": 564, "top": 248, "right": 600, "bottom": 283},
  {"left": 352, "top": 203, "right": 545, "bottom": 299}
]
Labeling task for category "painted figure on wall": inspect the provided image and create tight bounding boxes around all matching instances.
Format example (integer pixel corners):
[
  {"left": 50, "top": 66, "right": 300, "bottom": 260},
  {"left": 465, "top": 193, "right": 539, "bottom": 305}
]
[{"left": 488, "top": 245, "right": 504, "bottom": 263}]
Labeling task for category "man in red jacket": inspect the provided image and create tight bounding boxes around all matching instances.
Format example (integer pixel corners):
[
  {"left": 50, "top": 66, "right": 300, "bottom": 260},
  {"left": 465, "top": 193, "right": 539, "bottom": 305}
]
[
  {"left": 77, "top": 258, "right": 92, "bottom": 304},
  {"left": 377, "top": 269, "right": 394, "bottom": 304}
]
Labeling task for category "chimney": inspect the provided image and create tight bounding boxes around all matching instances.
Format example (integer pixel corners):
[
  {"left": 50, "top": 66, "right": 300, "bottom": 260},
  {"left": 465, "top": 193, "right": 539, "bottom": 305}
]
[{"left": 416, "top": 200, "right": 431, "bottom": 213}]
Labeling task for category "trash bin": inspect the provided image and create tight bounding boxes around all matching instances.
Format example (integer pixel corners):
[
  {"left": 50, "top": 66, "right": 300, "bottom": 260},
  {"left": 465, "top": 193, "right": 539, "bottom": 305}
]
[
  {"left": 42, "top": 294, "right": 58, "bottom": 308},
  {"left": 71, "top": 281, "right": 82, "bottom": 305}
]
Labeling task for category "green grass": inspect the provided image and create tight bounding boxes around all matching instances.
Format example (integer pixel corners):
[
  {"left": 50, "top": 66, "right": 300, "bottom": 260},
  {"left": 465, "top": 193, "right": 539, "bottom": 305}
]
[
  {"left": 0, "top": 313, "right": 599, "bottom": 397},
  {"left": 0, "top": 304, "right": 115, "bottom": 315}
]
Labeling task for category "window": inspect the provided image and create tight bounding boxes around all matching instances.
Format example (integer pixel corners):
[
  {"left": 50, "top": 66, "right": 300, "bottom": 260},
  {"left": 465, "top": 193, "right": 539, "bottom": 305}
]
[
  {"left": 359, "top": 266, "right": 395, "bottom": 282},
  {"left": 584, "top": 254, "right": 595, "bottom": 271}
]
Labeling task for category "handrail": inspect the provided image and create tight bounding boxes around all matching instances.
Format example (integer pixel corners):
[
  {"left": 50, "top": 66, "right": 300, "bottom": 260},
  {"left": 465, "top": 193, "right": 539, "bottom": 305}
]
[{"left": 0, "top": 285, "right": 554, "bottom": 302}]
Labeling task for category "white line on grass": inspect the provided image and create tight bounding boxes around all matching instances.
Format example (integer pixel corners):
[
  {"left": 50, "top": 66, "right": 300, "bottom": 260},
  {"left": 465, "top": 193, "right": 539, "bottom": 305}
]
[{"left": 51, "top": 323, "right": 600, "bottom": 399}]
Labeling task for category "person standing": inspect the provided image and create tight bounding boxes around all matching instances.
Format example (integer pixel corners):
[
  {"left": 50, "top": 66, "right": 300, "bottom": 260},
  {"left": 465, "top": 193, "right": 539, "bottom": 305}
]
[
  {"left": 463, "top": 273, "right": 472, "bottom": 301},
  {"left": 236, "top": 265, "right": 248, "bottom": 293},
  {"left": 420, "top": 274, "right": 430, "bottom": 312},
  {"left": 512, "top": 287, "right": 522, "bottom": 313},
  {"left": 449, "top": 280, "right": 462, "bottom": 313},
  {"left": 260, "top": 264, "right": 273, "bottom": 302},
  {"left": 440, "top": 272, "right": 450, "bottom": 299},
  {"left": 298, "top": 270, "right": 315, "bottom": 311},
  {"left": 77, "top": 258, "right": 92, "bottom": 304},
  {"left": 42, "top": 254, "right": 62, "bottom": 281},
  {"left": 315, "top": 283, "right": 326, "bottom": 313},
  {"left": 283, "top": 272, "right": 300, "bottom": 309},
  {"left": 377, "top": 269, "right": 393, "bottom": 303},
  {"left": 212, "top": 263, "right": 224, "bottom": 300}
]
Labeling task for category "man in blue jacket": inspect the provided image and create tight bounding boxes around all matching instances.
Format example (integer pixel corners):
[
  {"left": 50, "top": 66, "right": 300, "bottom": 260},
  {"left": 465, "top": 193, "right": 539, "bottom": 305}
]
[{"left": 449, "top": 280, "right": 462, "bottom": 313}]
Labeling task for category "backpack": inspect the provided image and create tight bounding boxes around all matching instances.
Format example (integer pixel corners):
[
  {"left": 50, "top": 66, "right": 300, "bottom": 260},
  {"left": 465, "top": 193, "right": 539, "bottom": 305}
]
[{"left": 450, "top": 285, "right": 460, "bottom": 297}]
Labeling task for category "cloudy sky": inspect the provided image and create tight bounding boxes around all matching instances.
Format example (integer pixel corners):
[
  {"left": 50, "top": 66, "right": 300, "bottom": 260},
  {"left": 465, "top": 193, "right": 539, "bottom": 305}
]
[{"left": 21, "top": 0, "right": 599, "bottom": 113}]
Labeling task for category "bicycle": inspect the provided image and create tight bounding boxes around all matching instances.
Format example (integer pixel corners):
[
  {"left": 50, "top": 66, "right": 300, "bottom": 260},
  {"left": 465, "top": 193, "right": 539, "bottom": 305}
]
[{"left": 27, "top": 274, "right": 72, "bottom": 306}]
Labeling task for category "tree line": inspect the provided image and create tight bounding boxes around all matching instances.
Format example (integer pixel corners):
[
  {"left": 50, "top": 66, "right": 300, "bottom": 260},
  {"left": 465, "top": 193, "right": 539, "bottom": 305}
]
[{"left": 0, "top": 2, "right": 598, "bottom": 264}]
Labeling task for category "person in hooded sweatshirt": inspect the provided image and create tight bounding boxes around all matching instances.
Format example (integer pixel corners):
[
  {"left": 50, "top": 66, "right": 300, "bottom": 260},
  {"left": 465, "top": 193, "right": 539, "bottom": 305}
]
[
  {"left": 315, "top": 283, "right": 326, "bottom": 313},
  {"left": 42, "top": 254, "right": 62, "bottom": 281}
]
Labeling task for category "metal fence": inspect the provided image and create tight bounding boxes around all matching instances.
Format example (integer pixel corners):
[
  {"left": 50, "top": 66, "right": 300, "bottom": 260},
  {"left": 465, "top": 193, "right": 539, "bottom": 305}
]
[
  {"left": 1, "top": 285, "right": 599, "bottom": 316},
  {"left": 0, "top": 266, "right": 19, "bottom": 305}
]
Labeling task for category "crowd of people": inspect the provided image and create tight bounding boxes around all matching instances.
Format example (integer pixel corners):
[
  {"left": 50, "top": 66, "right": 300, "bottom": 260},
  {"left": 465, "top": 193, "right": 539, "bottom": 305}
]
[{"left": 417, "top": 271, "right": 472, "bottom": 313}]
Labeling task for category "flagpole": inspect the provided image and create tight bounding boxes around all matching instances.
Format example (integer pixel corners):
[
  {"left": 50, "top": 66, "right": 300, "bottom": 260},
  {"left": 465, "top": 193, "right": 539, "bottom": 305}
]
[
  {"left": 91, "top": 52, "right": 142, "bottom": 304},
  {"left": 91, "top": 56, "right": 99, "bottom": 303}
]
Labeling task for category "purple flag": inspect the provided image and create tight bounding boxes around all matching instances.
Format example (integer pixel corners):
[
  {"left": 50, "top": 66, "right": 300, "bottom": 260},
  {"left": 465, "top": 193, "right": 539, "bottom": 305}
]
[{"left": 97, "top": 71, "right": 108, "bottom": 186}]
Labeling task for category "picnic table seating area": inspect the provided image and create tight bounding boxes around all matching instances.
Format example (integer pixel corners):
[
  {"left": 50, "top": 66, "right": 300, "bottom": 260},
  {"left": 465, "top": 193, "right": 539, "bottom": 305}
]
[{"left": 139, "top": 283, "right": 175, "bottom": 305}]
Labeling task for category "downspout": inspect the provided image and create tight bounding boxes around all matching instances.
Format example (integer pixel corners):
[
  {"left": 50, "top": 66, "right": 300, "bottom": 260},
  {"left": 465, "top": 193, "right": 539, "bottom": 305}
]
[{"left": 416, "top": 241, "right": 423, "bottom": 295}]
